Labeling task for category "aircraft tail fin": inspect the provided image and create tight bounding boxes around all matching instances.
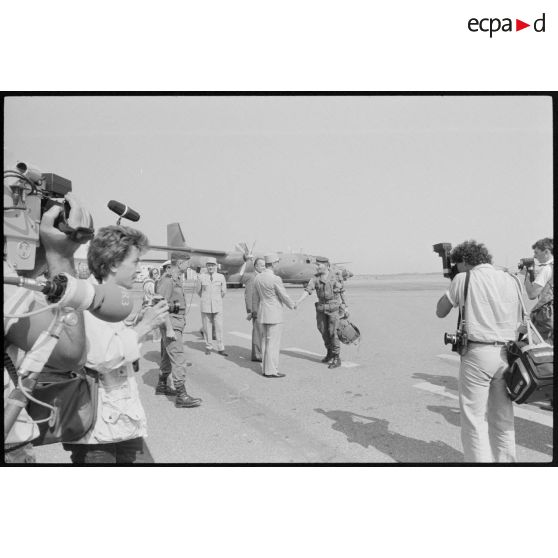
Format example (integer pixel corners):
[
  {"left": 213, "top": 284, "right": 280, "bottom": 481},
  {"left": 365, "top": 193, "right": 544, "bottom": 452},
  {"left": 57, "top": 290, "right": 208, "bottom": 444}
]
[{"left": 167, "top": 223, "right": 188, "bottom": 248}]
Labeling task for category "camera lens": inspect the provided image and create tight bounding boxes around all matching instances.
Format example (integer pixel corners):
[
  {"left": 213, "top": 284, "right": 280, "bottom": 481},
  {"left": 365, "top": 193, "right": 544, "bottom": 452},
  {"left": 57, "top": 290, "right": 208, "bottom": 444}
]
[{"left": 444, "top": 333, "right": 456, "bottom": 345}]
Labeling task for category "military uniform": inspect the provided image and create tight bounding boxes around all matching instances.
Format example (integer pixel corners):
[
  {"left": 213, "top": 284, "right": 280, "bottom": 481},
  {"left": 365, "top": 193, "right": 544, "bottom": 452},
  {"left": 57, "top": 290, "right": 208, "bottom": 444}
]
[
  {"left": 305, "top": 266, "right": 347, "bottom": 366},
  {"left": 155, "top": 271, "right": 201, "bottom": 407}
]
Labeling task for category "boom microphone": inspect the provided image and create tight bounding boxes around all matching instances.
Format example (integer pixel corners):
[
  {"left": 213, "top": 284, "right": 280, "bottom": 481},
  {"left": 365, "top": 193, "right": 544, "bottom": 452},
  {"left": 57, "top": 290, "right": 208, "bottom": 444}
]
[
  {"left": 107, "top": 200, "right": 140, "bottom": 222},
  {"left": 4, "top": 274, "right": 134, "bottom": 322}
]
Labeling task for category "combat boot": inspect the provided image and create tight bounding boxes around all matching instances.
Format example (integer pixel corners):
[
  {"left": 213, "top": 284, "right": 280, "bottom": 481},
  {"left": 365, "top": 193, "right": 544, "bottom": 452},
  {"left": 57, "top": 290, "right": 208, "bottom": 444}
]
[
  {"left": 321, "top": 351, "right": 333, "bottom": 363},
  {"left": 155, "top": 375, "right": 176, "bottom": 396},
  {"left": 174, "top": 383, "right": 202, "bottom": 408},
  {"left": 328, "top": 356, "right": 341, "bottom": 369}
]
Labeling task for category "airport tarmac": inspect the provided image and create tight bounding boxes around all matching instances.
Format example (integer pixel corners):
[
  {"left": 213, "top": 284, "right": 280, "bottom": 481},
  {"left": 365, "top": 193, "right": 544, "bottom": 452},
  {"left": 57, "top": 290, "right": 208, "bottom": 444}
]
[{"left": 33, "top": 275, "right": 553, "bottom": 464}]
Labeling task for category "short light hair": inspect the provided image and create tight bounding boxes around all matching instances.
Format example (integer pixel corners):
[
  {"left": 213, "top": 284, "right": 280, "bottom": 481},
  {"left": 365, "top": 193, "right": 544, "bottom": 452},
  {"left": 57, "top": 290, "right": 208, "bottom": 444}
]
[
  {"left": 88, "top": 225, "right": 148, "bottom": 282},
  {"left": 450, "top": 240, "right": 492, "bottom": 266},
  {"left": 532, "top": 237, "right": 553, "bottom": 254}
]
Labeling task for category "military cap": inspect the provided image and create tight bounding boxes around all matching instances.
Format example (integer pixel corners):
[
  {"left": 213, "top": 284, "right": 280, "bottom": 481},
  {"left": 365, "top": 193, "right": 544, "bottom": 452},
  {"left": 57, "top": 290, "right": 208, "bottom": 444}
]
[
  {"left": 264, "top": 253, "right": 279, "bottom": 264},
  {"left": 162, "top": 260, "right": 171, "bottom": 267},
  {"left": 315, "top": 256, "right": 330, "bottom": 264},
  {"left": 206, "top": 257, "right": 218, "bottom": 266}
]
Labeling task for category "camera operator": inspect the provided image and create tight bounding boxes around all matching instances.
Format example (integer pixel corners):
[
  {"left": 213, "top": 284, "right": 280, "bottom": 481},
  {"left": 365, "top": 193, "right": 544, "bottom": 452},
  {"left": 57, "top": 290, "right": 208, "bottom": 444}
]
[
  {"left": 62, "top": 225, "right": 169, "bottom": 464},
  {"left": 4, "top": 194, "right": 91, "bottom": 463},
  {"left": 523, "top": 237, "right": 553, "bottom": 301},
  {"left": 435, "top": 240, "right": 523, "bottom": 463}
]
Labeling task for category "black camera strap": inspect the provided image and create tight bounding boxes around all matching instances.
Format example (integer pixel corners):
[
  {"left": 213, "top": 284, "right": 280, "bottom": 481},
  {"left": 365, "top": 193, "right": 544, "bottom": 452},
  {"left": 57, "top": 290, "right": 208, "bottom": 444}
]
[{"left": 457, "top": 271, "right": 471, "bottom": 335}]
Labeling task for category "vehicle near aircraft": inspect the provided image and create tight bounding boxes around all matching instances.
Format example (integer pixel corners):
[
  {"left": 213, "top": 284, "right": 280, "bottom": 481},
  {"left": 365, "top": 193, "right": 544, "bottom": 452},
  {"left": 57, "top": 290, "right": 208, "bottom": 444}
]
[{"left": 144, "top": 223, "right": 353, "bottom": 287}]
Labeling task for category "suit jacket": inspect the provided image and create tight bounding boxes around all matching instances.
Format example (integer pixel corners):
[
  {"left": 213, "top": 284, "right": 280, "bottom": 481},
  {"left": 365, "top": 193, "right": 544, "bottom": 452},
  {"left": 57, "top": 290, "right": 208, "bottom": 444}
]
[
  {"left": 244, "top": 274, "right": 258, "bottom": 313},
  {"left": 252, "top": 269, "right": 295, "bottom": 324},
  {"left": 197, "top": 272, "right": 227, "bottom": 313}
]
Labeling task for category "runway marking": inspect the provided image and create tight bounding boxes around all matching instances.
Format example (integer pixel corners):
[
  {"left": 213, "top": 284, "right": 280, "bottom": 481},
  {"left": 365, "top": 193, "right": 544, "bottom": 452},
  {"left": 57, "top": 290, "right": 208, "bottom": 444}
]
[
  {"left": 228, "top": 334, "right": 360, "bottom": 368},
  {"left": 228, "top": 331, "right": 252, "bottom": 340},
  {"left": 283, "top": 347, "right": 359, "bottom": 368},
  {"left": 436, "top": 354, "right": 460, "bottom": 366},
  {"left": 435, "top": 354, "right": 553, "bottom": 426},
  {"left": 414, "top": 382, "right": 553, "bottom": 428}
]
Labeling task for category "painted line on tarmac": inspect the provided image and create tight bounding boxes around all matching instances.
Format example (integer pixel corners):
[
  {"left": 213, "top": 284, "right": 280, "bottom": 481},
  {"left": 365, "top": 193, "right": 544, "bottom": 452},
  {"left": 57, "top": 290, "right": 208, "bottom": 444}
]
[
  {"left": 283, "top": 347, "right": 359, "bottom": 368},
  {"left": 414, "top": 382, "right": 553, "bottom": 428},
  {"left": 228, "top": 334, "right": 360, "bottom": 368},
  {"left": 228, "top": 331, "right": 252, "bottom": 340},
  {"left": 436, "top": 354, "right": 460, "bottom": 366},
  {"left": 436, "top": 354, "right": 553, "bottom": 424}
]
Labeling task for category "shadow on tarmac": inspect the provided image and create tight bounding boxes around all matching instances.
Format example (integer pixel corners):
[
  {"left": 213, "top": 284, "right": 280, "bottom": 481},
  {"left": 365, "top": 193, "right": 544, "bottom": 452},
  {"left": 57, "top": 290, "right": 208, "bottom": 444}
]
[
  {"left": 141, "top": 367, "right": 160, "bottom": 388},
  {"left": 143, "top": 350, "right": 161, "bottom": 364},
  {"left": 427, "top": 405, "right": 553, "bottom": 457},
  {"left": 182, "top": 340, "right": 263, "bottom": 375},
  {"left": 281, "top": 349, "right": 322, "bottom": 364},
  {"left": 413, "top": 372, "right": 458, "bottom": 391},
  {"left": 315, "top": 408, "right": 463, "bottom": 463}
]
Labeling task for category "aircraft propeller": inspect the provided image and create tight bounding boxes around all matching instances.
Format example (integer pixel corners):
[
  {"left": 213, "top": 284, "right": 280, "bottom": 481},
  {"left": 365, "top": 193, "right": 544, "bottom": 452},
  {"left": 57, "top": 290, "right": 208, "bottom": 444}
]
[{"left": 236, "top": 241, "right": 257, "bottom": 278}]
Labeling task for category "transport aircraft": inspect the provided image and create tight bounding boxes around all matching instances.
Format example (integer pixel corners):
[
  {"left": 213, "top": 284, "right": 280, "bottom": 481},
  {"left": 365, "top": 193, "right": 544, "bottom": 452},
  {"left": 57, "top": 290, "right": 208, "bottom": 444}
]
[
  {"left": 73, "top": 223, "right": 352, "bottom": 287},
  {"left": 144, "top": 223, "right": 352, "bottom": 287}
]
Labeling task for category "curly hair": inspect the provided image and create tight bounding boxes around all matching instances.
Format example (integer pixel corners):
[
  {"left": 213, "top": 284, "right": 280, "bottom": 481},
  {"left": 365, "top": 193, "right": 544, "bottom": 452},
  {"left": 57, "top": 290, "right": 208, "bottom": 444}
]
[
  {"left": 450, "top": 240, "right": 492, "bottom": 266},
  {"left": 532, "top": 237, "right": 553, "bottom": 254},
  {"left": 88, "top": 225, "right": 148, "bottom": 283},
  {"left": 148, "top": 267, "right": 160, "bottom": 280}
]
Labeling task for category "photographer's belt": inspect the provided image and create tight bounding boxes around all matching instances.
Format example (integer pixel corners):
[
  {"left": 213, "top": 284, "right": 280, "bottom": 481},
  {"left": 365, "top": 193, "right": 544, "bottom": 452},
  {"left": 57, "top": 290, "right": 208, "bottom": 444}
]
[{"left": 469, "top": 341, "right": 507, "bottom": 346}]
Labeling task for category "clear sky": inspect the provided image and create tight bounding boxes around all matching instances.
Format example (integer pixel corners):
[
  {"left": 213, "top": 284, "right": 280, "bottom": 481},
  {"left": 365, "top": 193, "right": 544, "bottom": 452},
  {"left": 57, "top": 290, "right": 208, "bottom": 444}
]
[{"left": 4, "top": 95, "right": 553, "bottom": 274}]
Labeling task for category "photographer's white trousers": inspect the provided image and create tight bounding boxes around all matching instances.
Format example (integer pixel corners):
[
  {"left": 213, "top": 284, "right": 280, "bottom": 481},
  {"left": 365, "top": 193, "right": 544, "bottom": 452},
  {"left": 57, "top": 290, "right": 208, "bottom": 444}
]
[{"left": 459, "top": 345, "right": 516, "bottom": 462}]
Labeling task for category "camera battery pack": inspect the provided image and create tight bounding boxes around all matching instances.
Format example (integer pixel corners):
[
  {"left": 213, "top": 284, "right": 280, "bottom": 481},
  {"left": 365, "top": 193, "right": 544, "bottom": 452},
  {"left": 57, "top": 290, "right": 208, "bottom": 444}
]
[{"left": 42, "top": 173, "right": 72, "bottom": 196}]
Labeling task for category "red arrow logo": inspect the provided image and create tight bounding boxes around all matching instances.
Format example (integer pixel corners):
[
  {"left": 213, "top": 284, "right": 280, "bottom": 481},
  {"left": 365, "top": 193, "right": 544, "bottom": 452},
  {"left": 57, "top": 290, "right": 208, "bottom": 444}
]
[{"left": 516, "top": 19, "right": 530, "bottom": 31}]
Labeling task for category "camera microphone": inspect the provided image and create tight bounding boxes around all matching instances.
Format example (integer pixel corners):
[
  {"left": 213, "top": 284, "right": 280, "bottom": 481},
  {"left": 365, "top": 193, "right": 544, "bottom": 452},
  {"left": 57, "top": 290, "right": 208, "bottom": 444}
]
[
  {"left": 4, "top": 274, "right": 134, "bottom": 322},
  {"left": 107, "top": 200, "right": 140, "bottom": 223}
]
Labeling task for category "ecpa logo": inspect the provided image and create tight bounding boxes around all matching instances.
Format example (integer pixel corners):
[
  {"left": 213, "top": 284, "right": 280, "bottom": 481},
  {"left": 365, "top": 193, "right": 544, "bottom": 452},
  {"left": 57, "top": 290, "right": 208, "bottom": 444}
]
[{"left": 468, "top": 13, "right": 546, "bottom": 38}]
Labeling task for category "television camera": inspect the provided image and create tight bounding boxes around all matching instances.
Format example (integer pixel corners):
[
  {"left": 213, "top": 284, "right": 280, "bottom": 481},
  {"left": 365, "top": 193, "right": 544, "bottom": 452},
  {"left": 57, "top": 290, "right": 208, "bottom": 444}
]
[{"left": 4, "top": 161, "right": 94, "bottom": 271}]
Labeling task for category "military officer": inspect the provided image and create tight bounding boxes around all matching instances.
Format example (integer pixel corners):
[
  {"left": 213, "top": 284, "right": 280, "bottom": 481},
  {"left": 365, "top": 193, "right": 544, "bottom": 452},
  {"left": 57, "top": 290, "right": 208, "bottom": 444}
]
[
  {"left": 156, "top": 256, "right": 201, "bottom": 408},
  {"left": 296, "top": 256, "right": 348, "bottom": 368},
  {"left": 196, "top": 257, "right": 228, "bottom": 356}
]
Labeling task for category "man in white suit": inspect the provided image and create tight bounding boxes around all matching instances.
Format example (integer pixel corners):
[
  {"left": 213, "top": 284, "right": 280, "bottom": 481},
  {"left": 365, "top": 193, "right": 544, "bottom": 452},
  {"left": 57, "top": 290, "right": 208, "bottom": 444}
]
[
  {"left": 197, "top": 257, "right": 228, "bottom": 356},
  {"left": 252, "top": 253, "right": 296, "bottom": 378},
  {"left": 244, "top": 256, "right": 265, "bottom": 362}
]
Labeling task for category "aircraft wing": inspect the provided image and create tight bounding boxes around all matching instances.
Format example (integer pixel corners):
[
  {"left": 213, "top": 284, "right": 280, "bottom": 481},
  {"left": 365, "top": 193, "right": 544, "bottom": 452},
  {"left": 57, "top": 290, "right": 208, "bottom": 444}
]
[{"left": 148, "top": 244, "right": 228, "bottom": 257}]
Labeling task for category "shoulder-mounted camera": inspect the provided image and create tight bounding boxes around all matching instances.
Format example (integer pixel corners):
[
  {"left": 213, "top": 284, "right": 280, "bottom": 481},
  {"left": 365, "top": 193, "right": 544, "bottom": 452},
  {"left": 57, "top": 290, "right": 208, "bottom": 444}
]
[{"left": 4, "top": 161, "right": 93, "bottom": 271}]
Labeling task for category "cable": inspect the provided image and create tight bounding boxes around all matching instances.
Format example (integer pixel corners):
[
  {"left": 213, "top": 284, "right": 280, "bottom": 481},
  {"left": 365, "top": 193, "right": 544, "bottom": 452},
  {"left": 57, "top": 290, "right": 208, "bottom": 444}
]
[
  {"left": 17, "top": 377, "right": 56, "bottom": 424},
  {"left": 4, "top": 171, "right": 38, "bottom": 192},
  {"left": 4, "top": 304, "right": 58, "bottom": 319}
]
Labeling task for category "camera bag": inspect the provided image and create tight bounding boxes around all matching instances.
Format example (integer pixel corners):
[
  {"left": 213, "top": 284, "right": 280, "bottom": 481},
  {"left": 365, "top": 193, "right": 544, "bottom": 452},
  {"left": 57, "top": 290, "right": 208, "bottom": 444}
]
[
  {"left": 504, "top": 277, "right": 554, "bottom": 404},
  {"left": 5, "top": 353, "right": 99, "bottom": 446}
]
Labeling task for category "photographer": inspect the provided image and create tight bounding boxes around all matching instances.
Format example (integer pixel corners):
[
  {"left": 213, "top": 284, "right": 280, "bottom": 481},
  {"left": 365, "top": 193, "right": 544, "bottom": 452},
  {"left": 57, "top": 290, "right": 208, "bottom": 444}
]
[
  {"left": 523, "top": 237, "right": 553, "bottom": 301},
  {"left": 435, "top": 240, "right": 523, "bottom": 463},
  {"left": 4, "top": 194, "right": 91, "bottom": 463},
  {"left": 62, "top": 226, "right": 169, "bottom": 464}
]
